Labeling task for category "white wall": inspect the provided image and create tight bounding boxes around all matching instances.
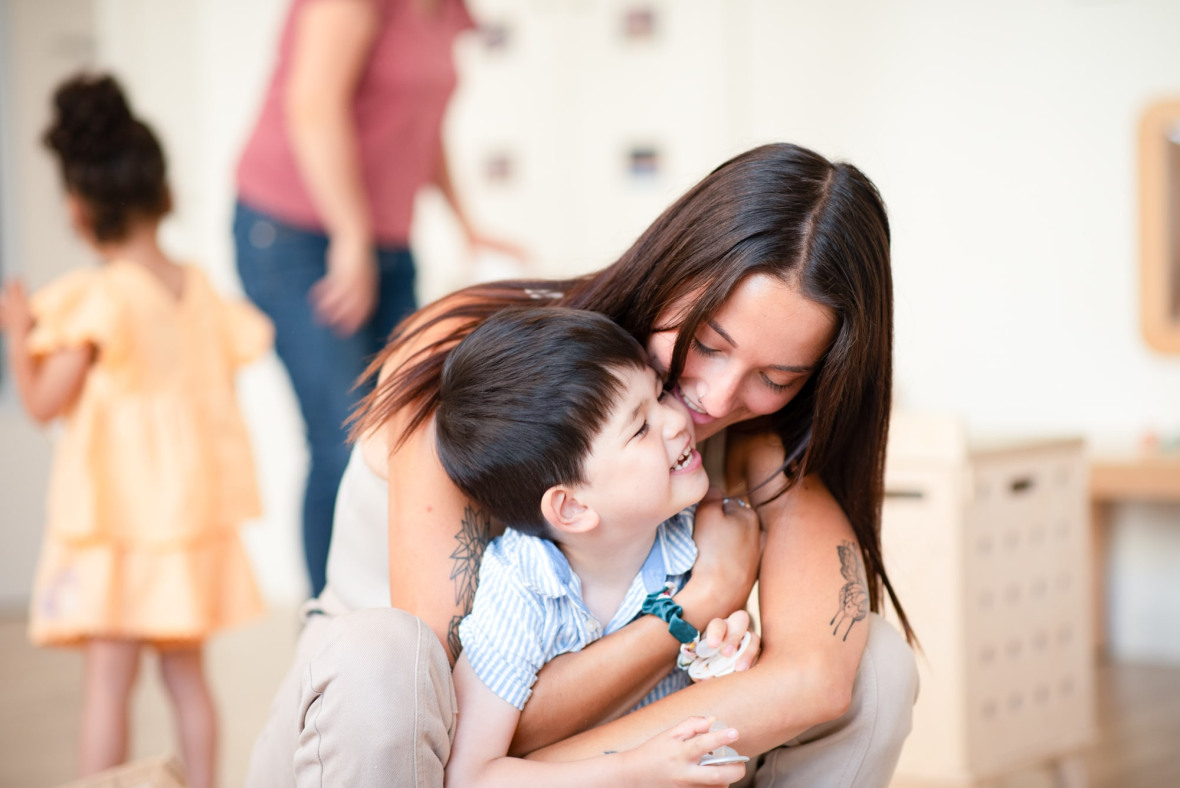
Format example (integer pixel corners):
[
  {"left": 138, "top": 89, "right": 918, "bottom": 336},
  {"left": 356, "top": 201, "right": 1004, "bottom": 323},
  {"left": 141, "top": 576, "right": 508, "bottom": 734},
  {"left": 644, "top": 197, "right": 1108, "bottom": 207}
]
[
  {"left": 0, "top": 0, "right": 96, "bottom": 607},
  {"left": 731, "top": 0, "right": 1180, "bottom": 663},
  {"left": 2, "top": 0, "right": 1179, "bottom": 661}
]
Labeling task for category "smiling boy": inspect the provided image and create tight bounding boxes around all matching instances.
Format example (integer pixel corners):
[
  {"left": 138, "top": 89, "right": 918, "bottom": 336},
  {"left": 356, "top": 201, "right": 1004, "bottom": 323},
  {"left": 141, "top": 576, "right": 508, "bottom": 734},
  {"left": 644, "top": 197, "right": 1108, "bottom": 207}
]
[{"left": 435, "top": 307, "right": 754, "bottom": 787}]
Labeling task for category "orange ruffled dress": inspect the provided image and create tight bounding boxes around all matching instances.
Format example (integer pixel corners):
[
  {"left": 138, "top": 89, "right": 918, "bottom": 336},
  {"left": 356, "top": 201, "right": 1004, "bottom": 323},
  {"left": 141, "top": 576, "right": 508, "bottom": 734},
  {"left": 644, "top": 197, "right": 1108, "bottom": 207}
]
[{"left": 26, "top": 261, "right": 272, "bottom": 647}]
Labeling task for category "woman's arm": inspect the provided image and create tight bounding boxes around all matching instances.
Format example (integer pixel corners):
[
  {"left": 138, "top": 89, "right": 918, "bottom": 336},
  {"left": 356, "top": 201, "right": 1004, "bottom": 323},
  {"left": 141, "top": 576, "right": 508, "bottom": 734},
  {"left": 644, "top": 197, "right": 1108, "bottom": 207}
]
[
  {"left": 448, "top": 655, "right": 746, "bottom": 788},
  {"left": 0, "top": 281, "right": 93, "bottom": 423},
  {"left": 527, "top": 432, "right": 870, "bottom": 760},
  {"left": 285, "top": 0, "right": 379, "bottom": 335}
]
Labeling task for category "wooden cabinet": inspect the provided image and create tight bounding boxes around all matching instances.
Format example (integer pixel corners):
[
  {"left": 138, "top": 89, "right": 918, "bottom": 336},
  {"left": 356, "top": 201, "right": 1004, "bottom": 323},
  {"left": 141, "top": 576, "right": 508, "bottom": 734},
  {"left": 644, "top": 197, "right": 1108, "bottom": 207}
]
[{"left": 883, "top": 414, "right": 1096, "bottom": 786}]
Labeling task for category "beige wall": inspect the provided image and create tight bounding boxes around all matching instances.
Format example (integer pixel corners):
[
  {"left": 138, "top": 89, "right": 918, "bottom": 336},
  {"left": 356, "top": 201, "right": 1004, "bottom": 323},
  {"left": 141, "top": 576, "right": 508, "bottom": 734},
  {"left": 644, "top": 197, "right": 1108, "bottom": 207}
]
[{"left": 0, "top": 0, "right": 95, "bottom": 607}]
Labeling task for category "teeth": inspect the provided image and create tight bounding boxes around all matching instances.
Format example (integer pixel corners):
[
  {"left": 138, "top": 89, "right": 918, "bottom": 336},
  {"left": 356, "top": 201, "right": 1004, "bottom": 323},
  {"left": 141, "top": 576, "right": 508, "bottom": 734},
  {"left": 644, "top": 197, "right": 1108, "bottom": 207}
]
[
  {"left": 672, "top": 447, "right": 694, "bottom": 471},
  {"left": 678, "top": 388, "right": 707, "bottom": 415}
]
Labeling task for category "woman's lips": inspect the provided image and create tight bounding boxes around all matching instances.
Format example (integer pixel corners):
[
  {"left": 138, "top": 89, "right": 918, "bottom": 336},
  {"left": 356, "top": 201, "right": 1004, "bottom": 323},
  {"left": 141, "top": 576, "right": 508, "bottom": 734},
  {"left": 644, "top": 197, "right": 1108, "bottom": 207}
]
[{"left": 675, "top": 386, "right": 715, "bottom": 426}]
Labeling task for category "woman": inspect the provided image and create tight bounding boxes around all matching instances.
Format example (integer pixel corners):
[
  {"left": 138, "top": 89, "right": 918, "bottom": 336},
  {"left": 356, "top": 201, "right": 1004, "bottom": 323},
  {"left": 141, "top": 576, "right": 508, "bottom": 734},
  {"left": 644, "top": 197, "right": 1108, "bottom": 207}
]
[
  {"left": 233, "top": 0, "right": 516, "bottom": 597},
  {"left": 248, "top": 142, "right": 919, "bottom": 787}
]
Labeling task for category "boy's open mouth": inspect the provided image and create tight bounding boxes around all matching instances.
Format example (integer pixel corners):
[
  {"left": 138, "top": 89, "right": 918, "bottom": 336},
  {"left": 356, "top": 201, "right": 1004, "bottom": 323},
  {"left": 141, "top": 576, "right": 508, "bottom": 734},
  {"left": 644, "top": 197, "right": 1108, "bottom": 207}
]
[{"left": 671, "top": 446, "right": 695, "bottom": 471}]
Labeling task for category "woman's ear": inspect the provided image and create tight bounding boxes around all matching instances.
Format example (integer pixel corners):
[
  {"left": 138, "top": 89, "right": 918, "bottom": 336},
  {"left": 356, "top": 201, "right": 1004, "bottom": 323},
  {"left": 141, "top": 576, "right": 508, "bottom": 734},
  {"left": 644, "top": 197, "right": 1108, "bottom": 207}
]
[{"left": 541, "top": 485, "right": 600, "bottom": 535}]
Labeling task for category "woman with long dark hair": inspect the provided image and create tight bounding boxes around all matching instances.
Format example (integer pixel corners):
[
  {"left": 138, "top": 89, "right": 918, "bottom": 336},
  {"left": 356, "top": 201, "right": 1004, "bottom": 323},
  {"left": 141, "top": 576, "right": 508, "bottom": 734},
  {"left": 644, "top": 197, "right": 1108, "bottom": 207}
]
[{"left": 249, "top": 142, "right": 918, "bottom": 787}]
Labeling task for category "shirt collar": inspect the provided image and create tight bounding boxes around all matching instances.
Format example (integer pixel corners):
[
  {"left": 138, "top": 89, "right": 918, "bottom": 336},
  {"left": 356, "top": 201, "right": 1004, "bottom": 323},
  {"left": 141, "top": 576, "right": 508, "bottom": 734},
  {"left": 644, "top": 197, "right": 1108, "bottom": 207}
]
[{"left": 507, "top": 504, "right": 698, "bottom": 599}]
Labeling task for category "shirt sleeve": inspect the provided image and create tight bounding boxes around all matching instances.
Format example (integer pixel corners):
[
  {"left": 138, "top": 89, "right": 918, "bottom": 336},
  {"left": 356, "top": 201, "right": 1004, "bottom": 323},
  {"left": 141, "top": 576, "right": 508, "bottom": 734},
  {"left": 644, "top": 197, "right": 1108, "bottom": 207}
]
[
  {"left": 27, "top": 269, "right": 122, "bottom": 360},
  {"left": 458, "top": 545, "right": 552, "bottom": 710},
  {"left": 217, "top": 296, "right": 274, "bottom": 367}
]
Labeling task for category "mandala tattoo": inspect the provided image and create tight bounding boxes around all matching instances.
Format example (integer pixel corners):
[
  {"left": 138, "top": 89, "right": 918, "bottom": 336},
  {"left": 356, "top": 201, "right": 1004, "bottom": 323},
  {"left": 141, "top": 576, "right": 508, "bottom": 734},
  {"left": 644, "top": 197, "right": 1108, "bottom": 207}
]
[
  {"left": 447, "top": 504, "right": 492, "bottom": 657},
  {"left": 830, "top": 540, "right": 870, "bottom": 642}
]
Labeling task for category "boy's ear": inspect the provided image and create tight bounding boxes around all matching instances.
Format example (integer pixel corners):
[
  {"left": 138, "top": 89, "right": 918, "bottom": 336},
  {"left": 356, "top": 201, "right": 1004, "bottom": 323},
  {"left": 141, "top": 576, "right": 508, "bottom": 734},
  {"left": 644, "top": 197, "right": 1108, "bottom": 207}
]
[{"left": 541, "top": 485, "right": 600, "bottom": 535}]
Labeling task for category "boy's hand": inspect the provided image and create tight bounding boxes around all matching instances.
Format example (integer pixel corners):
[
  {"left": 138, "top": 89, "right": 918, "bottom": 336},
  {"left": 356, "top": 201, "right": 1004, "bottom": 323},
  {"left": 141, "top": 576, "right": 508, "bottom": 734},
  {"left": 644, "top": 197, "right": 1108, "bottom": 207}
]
[
  {"left": 0, "top": 280, "right": 33, "bottom": 338},
  {"left": 678, "top": 609, "right": 760, "bottom": 682},
  {"left": 620, "top": 716, "right": 746, "bottom": 787},
  {"left": 700, "top": 609, "right": 760, "bottom": 672}
]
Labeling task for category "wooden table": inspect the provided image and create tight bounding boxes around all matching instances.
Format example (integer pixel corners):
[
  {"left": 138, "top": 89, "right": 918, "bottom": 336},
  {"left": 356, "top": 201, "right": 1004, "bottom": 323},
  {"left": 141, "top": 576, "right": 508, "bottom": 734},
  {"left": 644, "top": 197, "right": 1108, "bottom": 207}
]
[{"left": 1089, "top": 452, "right": 1180, "bottom": 654}]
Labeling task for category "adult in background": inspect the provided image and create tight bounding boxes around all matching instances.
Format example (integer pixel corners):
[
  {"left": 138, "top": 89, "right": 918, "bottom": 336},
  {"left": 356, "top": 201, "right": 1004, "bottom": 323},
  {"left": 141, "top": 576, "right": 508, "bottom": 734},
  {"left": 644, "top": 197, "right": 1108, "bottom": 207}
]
[{"left": 233, "top": 0, "right": 517, "bottom": 596}]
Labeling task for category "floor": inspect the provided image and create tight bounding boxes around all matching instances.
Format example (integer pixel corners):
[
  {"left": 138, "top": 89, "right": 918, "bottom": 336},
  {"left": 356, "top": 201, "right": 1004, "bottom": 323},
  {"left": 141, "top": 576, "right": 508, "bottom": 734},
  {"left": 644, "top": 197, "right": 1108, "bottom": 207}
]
[{"left": 0, "top": 606, "right": 1177, "bottom": 788}]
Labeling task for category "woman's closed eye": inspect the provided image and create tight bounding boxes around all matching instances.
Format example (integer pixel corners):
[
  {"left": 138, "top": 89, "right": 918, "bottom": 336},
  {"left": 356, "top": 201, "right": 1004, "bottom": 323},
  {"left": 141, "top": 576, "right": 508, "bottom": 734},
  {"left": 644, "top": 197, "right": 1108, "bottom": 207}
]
[
  {"left": 760, "top": 374, "right": 791, "bottom": 394},
  {"left": 691, "top": 337, "right": 720, "bottom": 357}
]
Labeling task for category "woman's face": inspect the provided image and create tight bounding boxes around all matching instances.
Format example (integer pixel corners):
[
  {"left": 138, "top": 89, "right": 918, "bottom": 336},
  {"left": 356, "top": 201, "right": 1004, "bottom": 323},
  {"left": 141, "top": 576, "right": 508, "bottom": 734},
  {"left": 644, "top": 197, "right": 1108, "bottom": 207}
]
[{"left": 646, "top": 273, "right": 838, "bottom": 441}]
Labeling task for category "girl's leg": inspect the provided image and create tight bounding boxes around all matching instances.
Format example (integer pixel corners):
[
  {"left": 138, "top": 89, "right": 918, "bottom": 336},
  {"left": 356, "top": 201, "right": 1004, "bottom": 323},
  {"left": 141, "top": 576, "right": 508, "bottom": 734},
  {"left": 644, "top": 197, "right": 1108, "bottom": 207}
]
[
  {"left": 80, "top": 638, "right": 142, "bottom": 774},
  {"left": 158, "top": 643, "right": 218, "bottom": 788}
]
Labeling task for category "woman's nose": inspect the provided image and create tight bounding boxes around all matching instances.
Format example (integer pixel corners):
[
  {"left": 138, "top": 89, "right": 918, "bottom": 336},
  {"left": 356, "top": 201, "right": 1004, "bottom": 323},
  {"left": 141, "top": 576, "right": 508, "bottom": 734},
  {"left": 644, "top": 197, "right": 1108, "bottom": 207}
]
[{"left": 699, "top": 366, "right": 741, "bottom": 416}]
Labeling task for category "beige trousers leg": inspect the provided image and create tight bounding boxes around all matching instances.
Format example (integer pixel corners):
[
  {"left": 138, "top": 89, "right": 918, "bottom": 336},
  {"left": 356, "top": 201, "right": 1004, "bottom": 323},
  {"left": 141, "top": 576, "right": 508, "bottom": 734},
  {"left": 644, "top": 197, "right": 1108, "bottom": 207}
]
[
  {"left": 245, "top": 591, "right": 455, "bottom": 788},
  {"left": 736, "top": 613, "right": 919, "bottom": 788},
  {"left": 247, "top": 605, "right": 913, "bottom": 788}
]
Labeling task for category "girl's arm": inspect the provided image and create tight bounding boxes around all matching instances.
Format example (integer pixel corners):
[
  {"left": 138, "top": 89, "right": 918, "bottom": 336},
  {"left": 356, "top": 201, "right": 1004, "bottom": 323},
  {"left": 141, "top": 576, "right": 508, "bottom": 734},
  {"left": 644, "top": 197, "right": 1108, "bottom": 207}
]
[
  {"left": 285, "top": 0, "right": 379, "bottom": 335},
  {"left": 526, "top": 432, "right": 870, "bottom": 760},
  {"left": 447, "top": 655, "right": 745, "bottom": 788},
  {"left": 0, "top": 281, "right": 93, "bottom": 423}
]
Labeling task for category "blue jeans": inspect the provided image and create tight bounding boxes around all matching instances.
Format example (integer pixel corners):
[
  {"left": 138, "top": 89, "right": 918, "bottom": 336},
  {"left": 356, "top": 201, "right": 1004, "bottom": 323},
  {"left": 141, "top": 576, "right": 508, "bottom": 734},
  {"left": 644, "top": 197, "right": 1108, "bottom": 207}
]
[{"left": 233, "top": 200, "right": 417, "bottom": 598}]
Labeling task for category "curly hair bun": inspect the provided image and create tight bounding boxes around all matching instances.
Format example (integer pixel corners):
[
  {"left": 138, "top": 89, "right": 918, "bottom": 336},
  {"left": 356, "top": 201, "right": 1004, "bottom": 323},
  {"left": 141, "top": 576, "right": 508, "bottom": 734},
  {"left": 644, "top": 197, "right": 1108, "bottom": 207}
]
[{"left": 43, "top": 73, "right": 136, "bottom": 164}]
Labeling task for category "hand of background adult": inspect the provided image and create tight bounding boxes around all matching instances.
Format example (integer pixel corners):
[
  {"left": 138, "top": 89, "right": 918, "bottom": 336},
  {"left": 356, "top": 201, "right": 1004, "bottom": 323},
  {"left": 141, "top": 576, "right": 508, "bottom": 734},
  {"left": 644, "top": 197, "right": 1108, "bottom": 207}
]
[
  {"left": 676, "top": 494, "right": 761, "bottom": 631},
  {"left": 310, "top": 233, "right": 378, "bottom": 335},
  {"left": 467, "top": 231, "right": 530, "bottom": 263}
]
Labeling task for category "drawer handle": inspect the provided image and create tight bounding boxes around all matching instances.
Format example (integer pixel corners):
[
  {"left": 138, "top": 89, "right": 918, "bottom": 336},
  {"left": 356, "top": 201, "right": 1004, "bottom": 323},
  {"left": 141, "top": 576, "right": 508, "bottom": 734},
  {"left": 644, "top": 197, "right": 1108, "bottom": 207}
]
[
  {"left": 1010, "top": 476, "right": 1035, "bottom": 493},
  {"left": 885, "top": 489, "right": 925, "bottom": 500}
]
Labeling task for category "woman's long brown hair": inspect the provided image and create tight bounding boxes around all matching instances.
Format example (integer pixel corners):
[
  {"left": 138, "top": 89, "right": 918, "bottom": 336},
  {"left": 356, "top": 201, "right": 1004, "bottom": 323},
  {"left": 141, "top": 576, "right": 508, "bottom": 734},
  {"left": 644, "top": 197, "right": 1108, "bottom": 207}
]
[{"left": 353, "top": 142, "right": 913, "bottom": 643}]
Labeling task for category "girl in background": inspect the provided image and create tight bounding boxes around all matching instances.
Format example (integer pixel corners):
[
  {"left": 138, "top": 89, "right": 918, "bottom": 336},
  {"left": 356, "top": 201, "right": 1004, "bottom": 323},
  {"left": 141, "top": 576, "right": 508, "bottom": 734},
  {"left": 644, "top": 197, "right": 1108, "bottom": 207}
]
[{"left": 0, "top": 73, "right": 271, "bottom": 788}]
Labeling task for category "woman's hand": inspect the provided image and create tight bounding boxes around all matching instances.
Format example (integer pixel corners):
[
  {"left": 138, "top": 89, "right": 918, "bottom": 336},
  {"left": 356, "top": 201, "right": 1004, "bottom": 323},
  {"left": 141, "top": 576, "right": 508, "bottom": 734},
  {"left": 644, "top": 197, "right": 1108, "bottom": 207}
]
[
  {"left": 310, "top": 232, "right": 377, "bottom": 335},
  {"left": 619, "top": 717, "right": 746, "bottom": 787},
  {"left": 675, "top": 495, "right": 761, "bottom": 630}
]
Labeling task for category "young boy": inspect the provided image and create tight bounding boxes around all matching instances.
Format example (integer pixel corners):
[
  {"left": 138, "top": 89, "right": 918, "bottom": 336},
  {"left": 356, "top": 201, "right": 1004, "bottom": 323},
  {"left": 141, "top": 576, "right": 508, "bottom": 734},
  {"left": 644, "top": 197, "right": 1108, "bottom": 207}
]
[{"left": 436, "top": 307, "right": 755, "bottom": 787}]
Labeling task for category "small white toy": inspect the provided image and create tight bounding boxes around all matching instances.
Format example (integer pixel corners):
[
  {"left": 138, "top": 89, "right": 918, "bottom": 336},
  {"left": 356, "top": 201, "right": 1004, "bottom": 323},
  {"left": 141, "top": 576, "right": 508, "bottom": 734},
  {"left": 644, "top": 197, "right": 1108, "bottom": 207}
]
[
  {"left": 677, "top": 631, "right": 752, "bottom": 681},
  {"left": 698, "top": 719, "right": 750, "bottom": 766}
]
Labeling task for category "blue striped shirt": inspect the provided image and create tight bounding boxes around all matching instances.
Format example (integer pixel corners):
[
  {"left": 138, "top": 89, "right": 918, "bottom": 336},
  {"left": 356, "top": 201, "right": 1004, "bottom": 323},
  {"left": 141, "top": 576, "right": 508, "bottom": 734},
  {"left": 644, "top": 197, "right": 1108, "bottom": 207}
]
[{"left": 459, "top": 507, "right": 698, "bottom": 710}]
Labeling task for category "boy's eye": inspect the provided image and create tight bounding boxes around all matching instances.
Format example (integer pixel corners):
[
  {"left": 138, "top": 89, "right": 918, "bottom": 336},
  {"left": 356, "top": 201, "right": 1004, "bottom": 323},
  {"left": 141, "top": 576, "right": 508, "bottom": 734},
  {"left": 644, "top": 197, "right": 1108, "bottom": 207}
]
[
  {"left": 634, "top": 421, "right": 650, "bottom": 440},
  {"left": 691, "top": 337, "right": 720, "bottom": 356}
]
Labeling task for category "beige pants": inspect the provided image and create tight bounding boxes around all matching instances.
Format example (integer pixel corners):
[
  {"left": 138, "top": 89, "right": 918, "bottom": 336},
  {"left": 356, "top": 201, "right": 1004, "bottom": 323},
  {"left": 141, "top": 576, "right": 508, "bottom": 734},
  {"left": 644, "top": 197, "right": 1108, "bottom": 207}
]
[{"left": 246, "top": 595, "right": 917, "bottom": 788}]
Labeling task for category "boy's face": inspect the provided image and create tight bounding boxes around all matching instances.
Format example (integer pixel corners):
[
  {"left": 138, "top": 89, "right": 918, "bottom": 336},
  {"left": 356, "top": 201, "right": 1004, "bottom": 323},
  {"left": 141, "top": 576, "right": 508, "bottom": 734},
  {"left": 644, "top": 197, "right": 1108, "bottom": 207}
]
[{"left": 574, "top": 365, "right": 710, "bottom": 533}]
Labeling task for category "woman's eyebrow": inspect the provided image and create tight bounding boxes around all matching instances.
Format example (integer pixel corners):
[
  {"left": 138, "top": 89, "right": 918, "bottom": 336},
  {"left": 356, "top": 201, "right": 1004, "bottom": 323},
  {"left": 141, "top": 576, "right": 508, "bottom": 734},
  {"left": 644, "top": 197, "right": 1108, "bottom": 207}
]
[{"left": 707, "top": 320, "right": 814, "bottom": 373}]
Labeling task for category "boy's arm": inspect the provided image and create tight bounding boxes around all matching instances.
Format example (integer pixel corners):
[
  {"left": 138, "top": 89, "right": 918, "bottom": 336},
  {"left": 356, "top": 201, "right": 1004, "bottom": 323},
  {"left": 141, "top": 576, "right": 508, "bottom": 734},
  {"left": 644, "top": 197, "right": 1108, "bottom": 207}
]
[
  {"left": 448, "top": 655, "right": 745, "bottom": 788},
  {"left": 0, "top": 281, "right": 92, "bottom": 423}
]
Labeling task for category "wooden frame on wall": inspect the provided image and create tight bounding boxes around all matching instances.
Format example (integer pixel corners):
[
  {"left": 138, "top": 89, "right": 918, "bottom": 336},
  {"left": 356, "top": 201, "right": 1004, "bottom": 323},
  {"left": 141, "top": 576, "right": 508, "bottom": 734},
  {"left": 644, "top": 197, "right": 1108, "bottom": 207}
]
[{"left": 1139, "top": 98, "right": 1180, "bottom": 353}]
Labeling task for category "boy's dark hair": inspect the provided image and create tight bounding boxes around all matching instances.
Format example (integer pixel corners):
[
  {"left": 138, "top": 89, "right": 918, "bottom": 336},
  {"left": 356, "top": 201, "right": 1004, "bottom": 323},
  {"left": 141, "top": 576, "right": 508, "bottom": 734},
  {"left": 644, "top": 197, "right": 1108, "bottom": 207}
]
[
  {"left": 436, "top": 307, "right": 649, "bottom": 536},
  {"left": 42, "top": 73, "right": 170, "bottom": 242}
]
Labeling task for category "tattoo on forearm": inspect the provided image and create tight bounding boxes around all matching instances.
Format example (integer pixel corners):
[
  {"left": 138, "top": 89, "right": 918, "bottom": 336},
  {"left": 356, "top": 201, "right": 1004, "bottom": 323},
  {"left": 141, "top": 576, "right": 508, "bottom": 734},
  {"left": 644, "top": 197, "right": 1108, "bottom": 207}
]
[
  {"left": 447, "top": 504, "right": 492, "bottom": 656},
  {"left": 830, "top": 540, "right": 870, "bottom": 641}
]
